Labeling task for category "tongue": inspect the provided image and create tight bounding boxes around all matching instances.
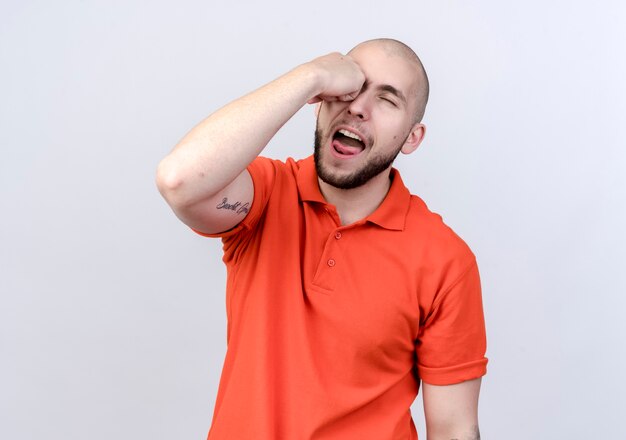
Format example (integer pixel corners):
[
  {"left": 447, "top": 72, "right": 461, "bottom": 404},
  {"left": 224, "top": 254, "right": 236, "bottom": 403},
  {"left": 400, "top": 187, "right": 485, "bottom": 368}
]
[
  {"left": 333, "top": 140, "right": 362, "bottom": 155},
  {"left": 333, "top": 137, "right": 363, "bottom": 155}
]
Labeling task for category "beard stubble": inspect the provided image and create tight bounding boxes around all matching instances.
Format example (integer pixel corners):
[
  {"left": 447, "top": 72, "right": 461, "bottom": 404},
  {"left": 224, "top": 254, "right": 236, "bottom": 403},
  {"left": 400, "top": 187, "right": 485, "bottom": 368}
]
[{"left": 313, "top": 125, "right": 407, "bottom": 190}]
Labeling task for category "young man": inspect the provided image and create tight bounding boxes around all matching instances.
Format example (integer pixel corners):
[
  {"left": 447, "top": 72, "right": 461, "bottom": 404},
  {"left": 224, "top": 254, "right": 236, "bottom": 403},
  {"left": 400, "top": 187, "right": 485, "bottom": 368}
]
[{"left": 157, "top": 38, "right": 487, "bottom": 440}]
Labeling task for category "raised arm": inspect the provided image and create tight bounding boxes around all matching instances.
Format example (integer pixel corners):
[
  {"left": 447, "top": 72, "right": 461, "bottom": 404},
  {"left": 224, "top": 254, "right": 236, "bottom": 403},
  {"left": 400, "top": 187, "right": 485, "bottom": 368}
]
[
  {"left": 156, "top": 53, "right": 365, "bottom": 234},
  {"left": 422, "top": 378, "right": 482, "bottom": 440}
]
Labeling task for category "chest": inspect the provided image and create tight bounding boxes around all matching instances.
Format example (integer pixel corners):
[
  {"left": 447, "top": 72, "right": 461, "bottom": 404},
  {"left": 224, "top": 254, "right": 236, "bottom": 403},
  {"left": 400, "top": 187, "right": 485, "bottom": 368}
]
[
  {"left": 311, "top": 212, "right": 420, "bottom": 345},
  {"left": 228, "top": 192, "right": 450, "bottom": 393}
]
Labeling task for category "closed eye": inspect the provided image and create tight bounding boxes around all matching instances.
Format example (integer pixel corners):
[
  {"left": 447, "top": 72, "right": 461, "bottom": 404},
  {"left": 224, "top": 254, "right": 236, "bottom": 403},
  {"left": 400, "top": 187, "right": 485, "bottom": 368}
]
[{"left": 380, "top": 96, "right": 398, "bottom": 107}]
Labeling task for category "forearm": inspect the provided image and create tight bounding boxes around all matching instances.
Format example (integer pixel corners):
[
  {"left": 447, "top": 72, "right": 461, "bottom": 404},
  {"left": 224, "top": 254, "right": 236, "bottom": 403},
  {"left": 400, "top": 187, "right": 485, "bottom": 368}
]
[
  {"left": 156, "top": 63, "right": 323, "bottom": 206},
  {"left": 426, "top": 424, "right": 481, "bottom": 440},
  {"left": 423, "top": 379, "right": 482, "bottom": 440}
]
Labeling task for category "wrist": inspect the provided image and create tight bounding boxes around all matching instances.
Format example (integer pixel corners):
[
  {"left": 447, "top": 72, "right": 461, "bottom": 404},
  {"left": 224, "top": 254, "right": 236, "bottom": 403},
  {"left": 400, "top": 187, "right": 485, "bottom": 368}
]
[{"left": 292, "top": 61, "right": 327, "bottom": 102}]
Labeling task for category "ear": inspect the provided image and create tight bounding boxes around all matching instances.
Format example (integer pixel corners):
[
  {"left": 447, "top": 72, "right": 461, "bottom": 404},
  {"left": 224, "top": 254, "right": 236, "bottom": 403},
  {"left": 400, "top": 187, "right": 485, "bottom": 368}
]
[{"left": 400, "top": 123, "right": 426, "bottom": 155}]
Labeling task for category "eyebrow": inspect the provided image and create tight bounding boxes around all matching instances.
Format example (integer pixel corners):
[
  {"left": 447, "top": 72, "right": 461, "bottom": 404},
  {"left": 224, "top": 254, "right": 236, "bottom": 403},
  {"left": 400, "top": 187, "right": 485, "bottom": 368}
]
[{"left": 362, "top": 80, "right": 407, "bottom": 104}]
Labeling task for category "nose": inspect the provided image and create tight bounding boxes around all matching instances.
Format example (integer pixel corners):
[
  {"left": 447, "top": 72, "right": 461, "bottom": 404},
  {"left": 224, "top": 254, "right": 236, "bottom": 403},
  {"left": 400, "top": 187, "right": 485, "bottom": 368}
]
[{"left": 346, "top": 93, "right": 369, "bottom": 120}]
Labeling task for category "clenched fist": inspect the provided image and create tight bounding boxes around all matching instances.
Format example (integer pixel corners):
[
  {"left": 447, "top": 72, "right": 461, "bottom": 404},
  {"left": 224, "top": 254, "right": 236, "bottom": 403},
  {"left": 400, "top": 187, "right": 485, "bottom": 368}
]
[{"left": 305, "top": 52, "right": 366, "bottom": 104}]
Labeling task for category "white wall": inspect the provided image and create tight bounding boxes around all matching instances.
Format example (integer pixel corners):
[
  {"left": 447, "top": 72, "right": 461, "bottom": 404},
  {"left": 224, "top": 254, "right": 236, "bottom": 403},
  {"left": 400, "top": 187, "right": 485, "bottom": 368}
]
[{"left": 1, "top": 1, "right": 625, "bottom": 438}]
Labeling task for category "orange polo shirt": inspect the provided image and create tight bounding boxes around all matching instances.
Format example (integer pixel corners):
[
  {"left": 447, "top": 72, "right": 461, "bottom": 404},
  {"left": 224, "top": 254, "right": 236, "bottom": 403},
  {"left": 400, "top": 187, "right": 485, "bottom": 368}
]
[{"left": 196, "top": 155, "right": 487, "bottom": 440}]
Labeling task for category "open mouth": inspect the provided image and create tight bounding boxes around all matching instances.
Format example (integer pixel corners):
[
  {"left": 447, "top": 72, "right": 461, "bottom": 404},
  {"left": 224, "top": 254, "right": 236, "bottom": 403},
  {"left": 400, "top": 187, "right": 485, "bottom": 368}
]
[{"left": 331, "top": 128, "right": 366, "bottom": 157}]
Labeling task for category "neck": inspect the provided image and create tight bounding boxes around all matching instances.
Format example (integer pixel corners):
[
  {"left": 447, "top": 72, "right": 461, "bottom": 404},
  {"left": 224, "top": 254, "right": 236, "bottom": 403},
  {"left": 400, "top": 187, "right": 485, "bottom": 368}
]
[{"left": 318, "top": 168, "right": 393, "bottom": 225}]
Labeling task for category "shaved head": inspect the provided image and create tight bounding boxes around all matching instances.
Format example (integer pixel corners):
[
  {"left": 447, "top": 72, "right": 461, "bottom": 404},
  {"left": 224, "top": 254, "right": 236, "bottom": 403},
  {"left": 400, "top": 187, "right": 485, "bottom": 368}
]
[{"left": 348, "top": 38, "right": 429, "bottom": 123}]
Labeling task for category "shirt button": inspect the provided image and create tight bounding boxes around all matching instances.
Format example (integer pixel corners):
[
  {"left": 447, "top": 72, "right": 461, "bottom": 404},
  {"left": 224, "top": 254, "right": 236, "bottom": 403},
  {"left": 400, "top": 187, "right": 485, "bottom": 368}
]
[
  {"left": 334, "top": 231, "right": 342, "bottom": 240},
  {"left": 327, "top": 259, "right": 336, "bottom": 267}
]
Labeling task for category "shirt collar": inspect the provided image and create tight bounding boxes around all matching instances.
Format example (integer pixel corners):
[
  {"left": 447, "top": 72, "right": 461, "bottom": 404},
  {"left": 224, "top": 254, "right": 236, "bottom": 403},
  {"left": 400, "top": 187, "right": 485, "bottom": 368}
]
[{"left": 295, "top": 155, "right": 411, "bottom": 231}]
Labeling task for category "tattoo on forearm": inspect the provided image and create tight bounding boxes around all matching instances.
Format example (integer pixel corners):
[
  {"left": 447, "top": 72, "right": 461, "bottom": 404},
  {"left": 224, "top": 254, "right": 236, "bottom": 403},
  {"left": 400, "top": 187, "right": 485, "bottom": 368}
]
[{"left": 216, "top": 197, "right": 250, "bottom": 215}]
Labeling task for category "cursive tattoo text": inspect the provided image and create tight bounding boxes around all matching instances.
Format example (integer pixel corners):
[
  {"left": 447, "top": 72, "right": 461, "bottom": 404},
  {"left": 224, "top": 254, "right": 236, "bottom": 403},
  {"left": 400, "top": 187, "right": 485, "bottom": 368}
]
[{"left": 216, "top": 197, "right": 250, "bottom": 215}]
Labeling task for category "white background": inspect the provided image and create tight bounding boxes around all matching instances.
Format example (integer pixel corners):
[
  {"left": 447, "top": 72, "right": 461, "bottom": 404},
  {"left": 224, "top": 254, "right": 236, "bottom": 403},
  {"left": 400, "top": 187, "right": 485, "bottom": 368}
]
[{"left": 2, "top": 1, "right": 625, "bottom": 438}]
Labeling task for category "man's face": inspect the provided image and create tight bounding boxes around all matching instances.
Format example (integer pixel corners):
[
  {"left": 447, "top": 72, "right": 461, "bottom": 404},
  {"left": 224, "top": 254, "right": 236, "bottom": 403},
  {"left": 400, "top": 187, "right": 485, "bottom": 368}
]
[{"left": 314, "top": 43, "right": 421, "bottom": 190}]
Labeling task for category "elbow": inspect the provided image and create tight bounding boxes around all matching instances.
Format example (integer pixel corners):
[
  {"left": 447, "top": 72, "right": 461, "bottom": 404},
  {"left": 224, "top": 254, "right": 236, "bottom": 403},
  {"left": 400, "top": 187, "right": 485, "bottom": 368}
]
[
  {"left": 156, "top": 156, "right": 219, "bottom": 210},
  {"left": 156, "top": 158, "right": 187, "bottom": 204}
]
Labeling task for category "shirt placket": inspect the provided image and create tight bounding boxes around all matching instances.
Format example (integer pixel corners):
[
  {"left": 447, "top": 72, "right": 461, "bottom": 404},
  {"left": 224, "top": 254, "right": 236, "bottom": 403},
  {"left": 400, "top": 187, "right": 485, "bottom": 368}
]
[{"left": 310, "top": 206, "right": 356, "bottom": 293}]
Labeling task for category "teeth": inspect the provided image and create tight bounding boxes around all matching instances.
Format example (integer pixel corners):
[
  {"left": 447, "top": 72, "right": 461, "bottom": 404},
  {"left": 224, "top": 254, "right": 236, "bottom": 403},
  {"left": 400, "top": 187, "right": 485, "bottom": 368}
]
[{"left": 338, "top": 129, "right": 363, "bottom": 143}]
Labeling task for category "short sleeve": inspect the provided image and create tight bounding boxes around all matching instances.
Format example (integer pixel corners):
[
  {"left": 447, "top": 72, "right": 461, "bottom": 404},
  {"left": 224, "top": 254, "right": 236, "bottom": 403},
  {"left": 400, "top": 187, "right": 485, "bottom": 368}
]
[
  {"left": 192, "top": 157, "right": 277, "bottom": 262},
  {"left": 416, "top": 260, "right": 488, "bottom": 385}
]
